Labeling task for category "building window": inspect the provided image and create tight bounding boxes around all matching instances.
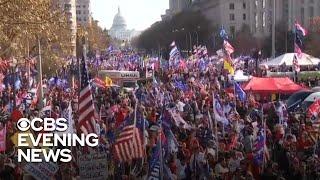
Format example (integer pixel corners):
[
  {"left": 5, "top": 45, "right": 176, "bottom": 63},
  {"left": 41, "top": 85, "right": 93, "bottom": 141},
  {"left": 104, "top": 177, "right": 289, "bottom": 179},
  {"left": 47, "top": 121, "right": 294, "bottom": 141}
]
[
  {"left": 301, "top": 8, "right": 304, "bottom": 24},
  {"left": 64, "top": 4, "right": 71, "bottom": 10},
  {"left": 243, "top": 14, "right": 246, "bottom": 20},
  {"left": 309, "top": 7, "right": 314, "bottom": 18},
  {"left": 255, "top": 13, "right": 258, "bottom": 30},
  {"left": 83, "top": 5, "right": 86, "bottom": 8},
  {"left": 230, "top": 26, "right": 235, "bottom": 37},
  {"left": 243, "top": 3, "right": 246, "bottom": 9},
  {"left": 230, "top": 14, "right": 235, "bottom": 21},
  {"left": 262, "top": 12, "right": 266, "bottom": 27},
  {"left": 262, "top": 0, "right": 266, "bottom": 8},
  {"left": 309, "top": 0, "right": 313, "bottom": 3},
  {"left": 229, "top": 3, "right": 235, "bottom": 10},
  {"left": 255, "top": 0, "right": 258, "bottom": 8}
]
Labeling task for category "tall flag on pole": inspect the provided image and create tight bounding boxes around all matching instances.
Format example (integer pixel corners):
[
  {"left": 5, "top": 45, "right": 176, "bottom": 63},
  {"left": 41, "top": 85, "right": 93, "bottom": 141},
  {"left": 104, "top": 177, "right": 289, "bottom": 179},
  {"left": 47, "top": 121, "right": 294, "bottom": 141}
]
[
  {"left": 295, "top": 22, "right": 307, "bottom": 36},
  {"left": 234, "top": 82, "right": 246, "bottom": 102},
  {"left": 223, "top": 40, "right": 235, "bottom": 75},
  {"left": 169, "top": 46, "right": 180, "bottom": 60},
  {"left": 223, "top": 40, "right": 235, "bottom": 55},
  {"left": 78, "top": 52, "right": 97, "bottom": 135},
  {"left": 294, "top": 43, "right": 303, "bottom": 59},
  {"left": 294, "top": 22, "right": 307, "bottom": 59},
  {"left": 170, "top": 41, "right": 176, "bottom": 47},
  {"left": 292, "top": 55, "right": 300, "bottom": 72},
  {"left": 113, "top": 125, "right": 144, "bottom": 162}
]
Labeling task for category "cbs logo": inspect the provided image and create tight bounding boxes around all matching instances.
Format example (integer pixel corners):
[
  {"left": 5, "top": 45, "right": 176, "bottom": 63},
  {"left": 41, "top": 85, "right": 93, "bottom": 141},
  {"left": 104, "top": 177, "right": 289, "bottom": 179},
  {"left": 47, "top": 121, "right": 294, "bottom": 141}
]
[{"left": 17, "top": 118, "right": 68, "bottom": 132}]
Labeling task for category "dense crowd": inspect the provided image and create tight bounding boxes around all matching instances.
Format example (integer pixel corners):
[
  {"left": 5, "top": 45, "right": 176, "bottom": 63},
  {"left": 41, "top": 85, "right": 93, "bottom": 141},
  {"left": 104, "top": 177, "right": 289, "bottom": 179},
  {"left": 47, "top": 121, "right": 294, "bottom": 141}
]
[{"left": 0, "top": 49, "right": 319, "bottom": 180}]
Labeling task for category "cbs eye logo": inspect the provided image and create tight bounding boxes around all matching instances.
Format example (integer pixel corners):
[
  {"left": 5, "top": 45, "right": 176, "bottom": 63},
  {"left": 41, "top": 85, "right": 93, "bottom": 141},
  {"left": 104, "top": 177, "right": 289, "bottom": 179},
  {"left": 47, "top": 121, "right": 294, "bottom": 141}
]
[{"left": 17, "top": 118, "right": 31, "bottom": 131}]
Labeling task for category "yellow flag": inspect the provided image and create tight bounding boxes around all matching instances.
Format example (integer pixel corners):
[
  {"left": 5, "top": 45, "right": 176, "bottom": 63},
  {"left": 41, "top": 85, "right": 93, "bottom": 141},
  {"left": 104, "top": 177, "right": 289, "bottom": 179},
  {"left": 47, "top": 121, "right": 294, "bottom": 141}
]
[
  {"left": 105, "top": 76, "right": 113, "bottom": 87},
  {"left": 11, "top": 130, "right": 34, "bottom": 148},
  {"left": 224, "top": 60, "right": 235, "bottom": 75}
]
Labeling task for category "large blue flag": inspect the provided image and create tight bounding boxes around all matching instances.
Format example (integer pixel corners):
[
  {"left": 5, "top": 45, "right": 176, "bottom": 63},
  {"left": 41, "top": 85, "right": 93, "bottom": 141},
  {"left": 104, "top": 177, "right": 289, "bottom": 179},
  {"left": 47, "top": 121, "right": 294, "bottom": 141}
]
[
  {"left": 234, "top": 82, "right": 246, "bottom": 102},
  {"left": 219, "top": 26, "right": 229, "bottom": 40}
]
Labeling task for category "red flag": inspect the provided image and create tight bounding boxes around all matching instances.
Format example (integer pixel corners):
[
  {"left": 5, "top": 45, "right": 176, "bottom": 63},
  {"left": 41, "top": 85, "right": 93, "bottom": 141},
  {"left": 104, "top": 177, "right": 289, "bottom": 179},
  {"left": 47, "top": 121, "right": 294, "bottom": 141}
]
[{"left": 11, "top": 109, "right": 23, "bottom": 122}]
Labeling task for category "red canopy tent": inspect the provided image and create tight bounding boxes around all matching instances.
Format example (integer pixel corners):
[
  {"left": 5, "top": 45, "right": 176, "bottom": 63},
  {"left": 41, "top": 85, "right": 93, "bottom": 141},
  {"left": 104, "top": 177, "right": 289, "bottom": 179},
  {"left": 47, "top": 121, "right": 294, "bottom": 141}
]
[{"left": 243, "top": 77, "right": 305, "bottom": 94}]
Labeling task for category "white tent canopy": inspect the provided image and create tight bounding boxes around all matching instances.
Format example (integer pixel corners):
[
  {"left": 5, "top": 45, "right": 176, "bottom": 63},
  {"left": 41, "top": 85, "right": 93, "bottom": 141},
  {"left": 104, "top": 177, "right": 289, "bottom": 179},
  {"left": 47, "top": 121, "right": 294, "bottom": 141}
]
[
  {"left": 260, "top": 53, "right": 320, "bottom": 67},
  {"left": 229, "top": 70, "right": 252, "bottom": 82}
]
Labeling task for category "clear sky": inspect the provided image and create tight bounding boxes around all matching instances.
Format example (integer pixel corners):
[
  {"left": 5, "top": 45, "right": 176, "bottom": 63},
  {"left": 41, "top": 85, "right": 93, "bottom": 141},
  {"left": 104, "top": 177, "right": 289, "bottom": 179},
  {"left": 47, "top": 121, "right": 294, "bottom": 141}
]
[{"left": 91, "top": 0, "right": 169, "bottom": 31}]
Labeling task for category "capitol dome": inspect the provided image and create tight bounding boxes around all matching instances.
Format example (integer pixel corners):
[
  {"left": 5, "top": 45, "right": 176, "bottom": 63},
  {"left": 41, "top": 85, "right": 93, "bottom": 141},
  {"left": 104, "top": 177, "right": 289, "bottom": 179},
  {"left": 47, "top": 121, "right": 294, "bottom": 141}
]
[{"left": 110, "top": 7, "right": 127, "bottom": 31}]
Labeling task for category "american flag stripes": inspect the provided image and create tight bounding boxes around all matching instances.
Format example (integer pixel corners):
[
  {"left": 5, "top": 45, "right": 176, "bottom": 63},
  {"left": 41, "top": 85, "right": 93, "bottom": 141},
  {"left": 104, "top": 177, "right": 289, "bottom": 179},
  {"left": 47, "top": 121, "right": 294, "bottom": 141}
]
[
  {"left": 114, "top": 125, "right": 144, "bottom": 162},
  {"left": 294, "top": 22, "right": 307, "bottom": 58},
  {"left": 78, "top": 56, "right": 97, "bottom": 135},
  {"left": 0, "top": 58, "right": 9, "bottom": 72},
  {"left": 295, "top": 22, "right": 307, "bottom": 36},
  {"left": 294, "top": 43, "right": 303, "bottom": 59},
  {"left": 223, "top": 40, "right": 234, "bottom": 55},
  {"left": 169, "top": 46, "right": 180, "bottom": 60}
]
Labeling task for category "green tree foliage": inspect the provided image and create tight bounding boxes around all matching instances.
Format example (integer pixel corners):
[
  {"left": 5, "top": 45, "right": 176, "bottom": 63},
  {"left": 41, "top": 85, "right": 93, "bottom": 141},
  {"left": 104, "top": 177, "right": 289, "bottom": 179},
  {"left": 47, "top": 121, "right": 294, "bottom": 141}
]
[{"left": 134, "top": 10, "right": 215, "bottom": 57}]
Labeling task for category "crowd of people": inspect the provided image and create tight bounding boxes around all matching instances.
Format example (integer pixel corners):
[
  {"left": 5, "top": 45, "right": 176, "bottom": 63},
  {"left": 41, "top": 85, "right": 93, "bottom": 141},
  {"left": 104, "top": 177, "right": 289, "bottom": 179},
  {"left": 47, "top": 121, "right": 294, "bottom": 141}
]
[{"left": 0, "top": 47, "right": 319, "bottom": 180}]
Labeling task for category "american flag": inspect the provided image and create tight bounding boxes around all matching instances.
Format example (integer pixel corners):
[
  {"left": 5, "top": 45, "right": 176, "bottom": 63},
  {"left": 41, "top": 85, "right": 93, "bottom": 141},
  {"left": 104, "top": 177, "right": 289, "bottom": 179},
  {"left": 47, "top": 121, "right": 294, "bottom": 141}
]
[
  {"left": 169, "top": 46, "right": 180, "bottom": 60},
  {"left": 294, "top": 43, "right": 303, "bottom": 59},
  {"left": 113, "top": 125, "right": 144, "bottom": 162},
  {"left": 223, "top": 40, "right": 234, "bottom": 55},
  {"left": 78, "top": 56, "right": 97, "bottom": 135},
  {"left": 295, "top": 22, "right": 307, "bottom": 36}
]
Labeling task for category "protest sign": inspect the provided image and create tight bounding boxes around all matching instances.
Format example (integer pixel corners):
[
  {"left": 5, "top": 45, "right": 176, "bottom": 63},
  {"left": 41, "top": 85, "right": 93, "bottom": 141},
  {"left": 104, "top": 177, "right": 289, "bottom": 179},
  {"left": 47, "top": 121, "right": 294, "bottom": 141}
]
[
  {"left": 24, "top": 161, "right": 59, "bottom": 180},
  {"left": 78, "top": 153, "right": 108, "bottom": 180}
]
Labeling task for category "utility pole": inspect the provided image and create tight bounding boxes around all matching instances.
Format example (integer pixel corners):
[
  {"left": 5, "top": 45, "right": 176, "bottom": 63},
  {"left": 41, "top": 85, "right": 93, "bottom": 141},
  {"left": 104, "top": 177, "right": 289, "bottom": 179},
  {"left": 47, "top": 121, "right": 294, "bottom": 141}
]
[{"left": 271, "top": 0, "right": 276, "bottom": 58}]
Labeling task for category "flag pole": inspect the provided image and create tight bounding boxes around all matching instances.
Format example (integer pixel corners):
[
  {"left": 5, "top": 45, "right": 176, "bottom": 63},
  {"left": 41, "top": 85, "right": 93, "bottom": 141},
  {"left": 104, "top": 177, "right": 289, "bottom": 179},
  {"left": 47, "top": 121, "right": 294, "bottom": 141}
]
[
  {"left": 159, "top": 120, "right": 163, "bottom": 180},
  {"left": 233, "top": 80, "right": 239, "bottom": 132},
  {"left": 262, "top": 104, "right": 266, "bottom": 173},
  {"left": 212, "top": 93, "right": 219, "bottom": 160},
  {"left": 37, "top": 37, "right": 44, "bottom": 110}
]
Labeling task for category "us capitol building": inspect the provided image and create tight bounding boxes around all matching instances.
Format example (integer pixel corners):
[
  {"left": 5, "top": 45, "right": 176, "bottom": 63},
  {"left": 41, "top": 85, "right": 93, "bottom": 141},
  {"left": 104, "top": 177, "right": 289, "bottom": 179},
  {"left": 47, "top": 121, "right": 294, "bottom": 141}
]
[{"left": 108, "top": 7, "right": 140, "bottom": 41}]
